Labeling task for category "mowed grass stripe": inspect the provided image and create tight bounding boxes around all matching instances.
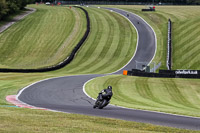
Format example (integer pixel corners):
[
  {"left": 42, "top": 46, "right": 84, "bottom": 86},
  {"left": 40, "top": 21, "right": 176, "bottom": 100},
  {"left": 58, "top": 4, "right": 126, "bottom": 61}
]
[
  {"left": 174, "top": 19, "right": 200, "bottom": 38},
  {"left": 162, "top": 79, "right": 197, "bottom": 110},
  {"left": 174, "top": 31, "right": 200, "bottom": 52},
  {"left": 45, "top": 8, "right": 87, "bottom": 66},
  {"left": 60, "top": 7, "right": 136, "bottom": 74},
  {"left": 0, "top": 5, "right": 85, "bottom": 69},
  {"left": 174, "top": 41, "right": 200, "bottom": 63},
  {"left": 0, "top": 6, "right": 55, "bottom": 67},
  {"left": 84, "top": 10, "right": 120, "bottom": 73},
  {"left": 93, "top": 11, "right": 136, "bottom": 74},
  {"left": 177, "top": 47, "right": 200, "bottom": 69},
  {"left": 28, "top": 8, "right": 75, "bottom": 65},
  {"left": 115, "top": 77, "right": 155, "bottom": 107},
  {"left": 104, "top": 31, "right": 135, "bottom": 73},
  {"left": 135, "top": 78, "right": 166, "bottom": 108},
  {"left": 70, "top": 9, "right": 112, "bottom": 73},
  {"left": 173, "top": 18, "right": 200, "bottom": 69},
  {"left": 63, "top": 8, "right": 108, "bottom": 73},
  {"left": 85, "top": 75, "right": 200, "bottom": 117},
  {"left": 62, "top": 10, "right": 101, "bottom": 70},
  {"left": 175, "top": 22, "right": 200, "bottom": 43},
  {"left": 133, "top": 78, "right": 177, "bottom": 109}
]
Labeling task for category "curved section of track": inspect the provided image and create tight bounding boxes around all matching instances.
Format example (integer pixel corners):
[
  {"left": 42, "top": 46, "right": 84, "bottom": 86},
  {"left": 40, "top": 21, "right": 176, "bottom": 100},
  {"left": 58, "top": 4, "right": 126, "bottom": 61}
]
[
  {"left": 17, "top": 7, "right": 200, "bottom": 130},
  {"left": 105, "top": 7, "right": 156, "bottom": 74}
]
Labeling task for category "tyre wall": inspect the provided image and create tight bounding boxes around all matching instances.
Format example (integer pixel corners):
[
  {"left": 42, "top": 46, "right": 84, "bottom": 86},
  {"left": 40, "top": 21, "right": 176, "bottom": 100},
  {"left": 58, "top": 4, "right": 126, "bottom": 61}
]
[{"left": 167, "top": 19, "right": 172, "bottom": 70}]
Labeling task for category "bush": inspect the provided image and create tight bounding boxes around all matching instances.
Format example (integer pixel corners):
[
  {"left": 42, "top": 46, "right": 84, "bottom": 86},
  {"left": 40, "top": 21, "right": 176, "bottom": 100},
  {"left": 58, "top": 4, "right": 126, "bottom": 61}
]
[
  {"left": 0, "top": 0, "right": 34, "bottom": 21},
  {"left": 0, "top": 0, "right": 8, "bottom": 20}
]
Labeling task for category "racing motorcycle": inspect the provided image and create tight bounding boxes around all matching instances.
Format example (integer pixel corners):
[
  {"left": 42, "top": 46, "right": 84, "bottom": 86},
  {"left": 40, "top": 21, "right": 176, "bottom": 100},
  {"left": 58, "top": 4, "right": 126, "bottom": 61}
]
[{"left": 93, "top": 90, "right": 112, "bottom": 109}]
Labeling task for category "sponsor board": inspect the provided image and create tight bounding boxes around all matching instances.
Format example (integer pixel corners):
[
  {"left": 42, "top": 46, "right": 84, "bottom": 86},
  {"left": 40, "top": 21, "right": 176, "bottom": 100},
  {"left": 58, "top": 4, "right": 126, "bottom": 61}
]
[{"left": 175, "top": 70, "right": 198, "bottom": 75}]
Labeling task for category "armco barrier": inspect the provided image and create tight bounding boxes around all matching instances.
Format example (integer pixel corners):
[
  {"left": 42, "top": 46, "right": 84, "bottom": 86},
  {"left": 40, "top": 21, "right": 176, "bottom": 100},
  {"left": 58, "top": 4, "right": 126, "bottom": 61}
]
[
  {"left": 127, "top": 69, "right": 200, "bottom": 79},
  {"left": 0, "top": 6, "right": 90, "bottom": 73},
  {"left": 167, "top": 19, "right": 172, "bottom": 70}
]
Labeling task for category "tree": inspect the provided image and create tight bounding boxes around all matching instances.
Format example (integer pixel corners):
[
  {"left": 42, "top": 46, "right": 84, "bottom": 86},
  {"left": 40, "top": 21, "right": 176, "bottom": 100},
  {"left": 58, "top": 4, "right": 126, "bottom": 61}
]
[
  {"left": 0, "top": 0, "right": 8, "bottom": 20},
  {"left": 187, "top": 0, "right": 200, "bottom": 4},
  {"left": 7, "top": 0, "right": 20, "bottom": 14}
]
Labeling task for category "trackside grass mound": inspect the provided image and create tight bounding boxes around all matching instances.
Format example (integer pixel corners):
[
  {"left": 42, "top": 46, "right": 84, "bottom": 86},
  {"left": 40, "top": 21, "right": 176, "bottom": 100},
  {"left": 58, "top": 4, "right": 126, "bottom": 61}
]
[
  {"left": 0, "top": 4, "right": 86, "bottom": 69},
  {"left": 107, "top": 5, "right": 200, "bottom": 70},
  {"left": 85, "top": 75, "right": 200, "bottom": 117}
]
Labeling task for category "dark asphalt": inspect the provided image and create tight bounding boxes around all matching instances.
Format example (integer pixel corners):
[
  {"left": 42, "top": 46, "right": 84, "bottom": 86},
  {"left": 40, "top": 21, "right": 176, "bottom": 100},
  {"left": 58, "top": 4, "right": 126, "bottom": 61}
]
[{"left": 18, "top": 7, "right": 200, "bottom": 130}]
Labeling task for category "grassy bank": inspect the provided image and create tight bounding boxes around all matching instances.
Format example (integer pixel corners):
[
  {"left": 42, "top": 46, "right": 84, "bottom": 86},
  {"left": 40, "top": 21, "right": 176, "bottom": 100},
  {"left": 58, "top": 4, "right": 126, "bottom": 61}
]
[
  {"left": 85, "top": 75, "right": 200, "bottom": 117},
  {"left": 54, "top": 7, "right": 137, "bottom": 74},
  {"left": 0, "top": 4, "right": 86, "bottom": 69}
]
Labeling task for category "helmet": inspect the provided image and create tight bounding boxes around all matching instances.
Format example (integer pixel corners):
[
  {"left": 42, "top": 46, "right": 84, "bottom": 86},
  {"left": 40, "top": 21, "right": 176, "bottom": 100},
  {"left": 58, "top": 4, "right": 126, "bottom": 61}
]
[{"left": 107, "top": 86, "right": 112, "bottom": 90}]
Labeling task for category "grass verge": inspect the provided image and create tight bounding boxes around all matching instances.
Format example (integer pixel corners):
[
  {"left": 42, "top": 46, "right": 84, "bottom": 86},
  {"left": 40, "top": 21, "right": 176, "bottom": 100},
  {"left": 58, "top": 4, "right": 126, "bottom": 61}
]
[{"left": 0, "top": 107, "right": 197, "bottom": 133}]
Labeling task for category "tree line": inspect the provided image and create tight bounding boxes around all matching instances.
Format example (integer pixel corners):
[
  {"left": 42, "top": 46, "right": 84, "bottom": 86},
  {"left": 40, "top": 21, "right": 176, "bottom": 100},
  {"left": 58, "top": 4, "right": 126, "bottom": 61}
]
[
  {"left": 0, "top": 0, "right": 34, "bottom": 20},
  {"left": 52, "top": 0, "right": 200, "bottom": 4},
  {"left": 1, "top": 0, "right": 200, "bottom": 20}
]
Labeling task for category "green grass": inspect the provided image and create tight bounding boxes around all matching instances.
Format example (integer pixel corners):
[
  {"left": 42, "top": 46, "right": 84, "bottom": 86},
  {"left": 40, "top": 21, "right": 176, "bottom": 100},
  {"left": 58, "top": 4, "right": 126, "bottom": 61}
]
[
  {"left": 54, "top": 7, "right": 137, "bottom": 74},
  {"left": 105, "top": 5, "right": 200, "bottom": 70},
  {"left": 0, "top": 4, "right": 86, "bottom": 69},
  {"left": 85, "top": 75, "right": 200, "bottom": 117},
  {"left": 173, "top": 18, "right": 200, "bottom": 69},
  {"left": 1, "top": 107, "right": 196, "bottom": 133}
]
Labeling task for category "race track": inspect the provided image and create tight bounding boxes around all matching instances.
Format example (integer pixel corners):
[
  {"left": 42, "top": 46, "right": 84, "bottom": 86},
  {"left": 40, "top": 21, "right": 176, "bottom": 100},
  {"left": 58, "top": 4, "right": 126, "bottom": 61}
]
[{"left": 17, "top": 7, "right": 200, "bottom": 130}]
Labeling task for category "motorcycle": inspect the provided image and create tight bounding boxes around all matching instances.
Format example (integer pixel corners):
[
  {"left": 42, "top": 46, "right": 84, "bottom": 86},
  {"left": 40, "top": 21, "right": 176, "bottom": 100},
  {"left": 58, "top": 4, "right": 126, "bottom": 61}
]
[{"left": 93, "top": 91, "right": 112, "bottom": 109}]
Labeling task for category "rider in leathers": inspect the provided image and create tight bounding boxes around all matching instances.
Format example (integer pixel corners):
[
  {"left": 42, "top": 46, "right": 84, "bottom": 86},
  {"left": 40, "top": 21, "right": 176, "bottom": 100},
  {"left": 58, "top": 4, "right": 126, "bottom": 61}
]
[
  {"left": 99, "top": 86, "right": 113, "bottom": 101},
  {"left": 93, "top": 86, "right": 113, "bottom": 109}
]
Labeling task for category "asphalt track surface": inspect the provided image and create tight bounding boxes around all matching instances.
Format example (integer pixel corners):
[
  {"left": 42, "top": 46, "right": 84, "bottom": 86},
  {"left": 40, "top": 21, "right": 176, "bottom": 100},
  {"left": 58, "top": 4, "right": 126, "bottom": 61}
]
[{"left": 18, "top": 7, "right": 200, "bottom": 130}]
